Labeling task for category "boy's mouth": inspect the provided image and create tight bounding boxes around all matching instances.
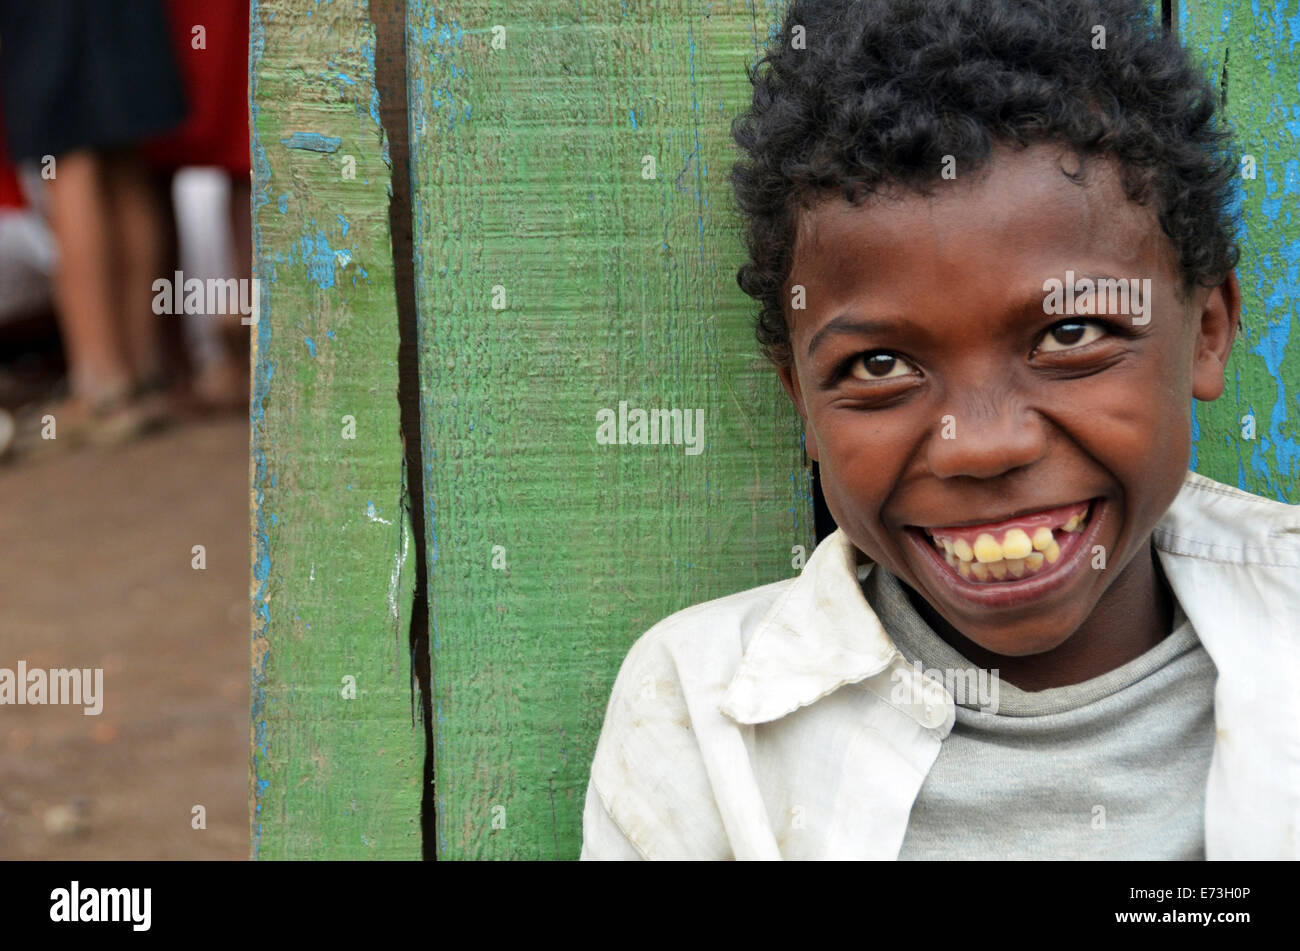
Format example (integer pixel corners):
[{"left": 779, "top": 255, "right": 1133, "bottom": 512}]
[{"left": 912, "top": 500, "right": 1095, "bottom": 584}]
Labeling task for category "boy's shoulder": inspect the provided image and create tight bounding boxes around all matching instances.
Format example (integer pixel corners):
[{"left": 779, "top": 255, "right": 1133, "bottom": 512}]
[
  {"left": 1158, "top": 472, "right": 1300, "bottom": 859},
  {"left": 1156, "top": 470, "right": 1300, "bottom": 567},
  {"left": 586, "top": 577, "right": 801, "bottom": 859}
]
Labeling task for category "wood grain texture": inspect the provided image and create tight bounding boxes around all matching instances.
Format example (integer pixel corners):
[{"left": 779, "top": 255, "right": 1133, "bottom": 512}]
[
  {"left": 250, "top": 0, "right": 421, "bottom": 859},
  {"left": 406, "top": 1, "right": 812, "bottom": 859},
  {"left": 1182, "top": 0, "right": 1299, "bottom": 502}
]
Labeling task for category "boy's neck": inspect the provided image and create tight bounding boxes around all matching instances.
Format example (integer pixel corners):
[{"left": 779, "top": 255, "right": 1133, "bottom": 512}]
[{"left": 902, "top": 539, "right": 1176, "bottom": 692}]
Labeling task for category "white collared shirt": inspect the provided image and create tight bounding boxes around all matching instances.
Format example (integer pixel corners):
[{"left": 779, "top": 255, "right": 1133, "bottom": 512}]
[{"left": 580, "top": 471, "right": 1300, "bottom": 860}]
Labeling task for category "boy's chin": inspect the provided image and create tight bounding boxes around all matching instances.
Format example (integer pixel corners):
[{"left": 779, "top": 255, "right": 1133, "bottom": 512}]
[{"left": 956, "top": 622, "right": 1079, "bottom": 660}]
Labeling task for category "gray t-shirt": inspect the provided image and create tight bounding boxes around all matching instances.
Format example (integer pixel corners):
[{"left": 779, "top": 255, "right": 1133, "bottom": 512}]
[{"left": 860, "top": 566, "right": 1217, "bottom": 860}]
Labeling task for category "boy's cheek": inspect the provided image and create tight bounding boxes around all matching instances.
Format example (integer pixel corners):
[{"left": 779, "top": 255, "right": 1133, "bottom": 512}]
[
  {"left": 1066, "top": 382, "right": 1192, "bottom": 479},
  {"left": 816, "top": 466, "right": 899, "bottom": 565}
]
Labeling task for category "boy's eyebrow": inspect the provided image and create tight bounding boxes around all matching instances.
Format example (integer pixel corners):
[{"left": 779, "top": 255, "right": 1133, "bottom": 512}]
[{"left": 806, "top": 315, "right": 894, "bottom": 357}]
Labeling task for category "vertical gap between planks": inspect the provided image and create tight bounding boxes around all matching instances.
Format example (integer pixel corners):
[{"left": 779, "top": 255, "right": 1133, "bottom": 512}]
[{"left": 372, "top": 0, "right": 436, "bottom": 860}]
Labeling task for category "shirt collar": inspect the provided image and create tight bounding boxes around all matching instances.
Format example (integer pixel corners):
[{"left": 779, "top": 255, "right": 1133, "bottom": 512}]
[
  {"left": 719, "top": 469, "right": 1300, "bottom": 727},
  {"left": 1153, "top": 469, "right": 1300, "bottom": 566},
  {"left": 719, "top": 527, "right": 897, "bottom": 725}
]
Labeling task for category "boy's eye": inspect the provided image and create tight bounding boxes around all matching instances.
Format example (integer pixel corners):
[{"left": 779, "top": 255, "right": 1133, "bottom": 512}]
[
  {"left": 1038, "top": 320, "right": 1105, "bottom": 352},
  {"left": 848, "top": 352, "right": 913, "bottom": 380}
]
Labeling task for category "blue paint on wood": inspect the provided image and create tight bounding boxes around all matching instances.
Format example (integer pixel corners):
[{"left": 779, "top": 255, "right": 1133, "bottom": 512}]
[
  {"left": 280, "top": 132, "right": 343, "bottom": 152},
  {"left": 294, "top": 227, "right": 346, "bottom": 289}
]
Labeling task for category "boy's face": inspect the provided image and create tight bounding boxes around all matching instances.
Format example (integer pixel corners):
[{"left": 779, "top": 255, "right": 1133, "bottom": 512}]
[{"left": 777, "top": 144, "right": 1239, "bottom": 657}]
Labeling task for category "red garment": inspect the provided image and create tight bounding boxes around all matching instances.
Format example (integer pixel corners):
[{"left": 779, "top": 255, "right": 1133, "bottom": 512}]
[
  {"left": 0, "top": 160, "right": 21, "bottom": 208},
  {"left": 142, "top": 0, "right": 250, "bottom": 174},
  {"left": 0, "top": 100, "right": 23, "bottom": 209}
]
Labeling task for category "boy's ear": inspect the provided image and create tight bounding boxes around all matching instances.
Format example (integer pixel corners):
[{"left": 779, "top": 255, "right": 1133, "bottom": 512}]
[
  {"left": 776, "top": 363, "right": 819, "bottom": 462},
  {"left": 776, "top": 363, "right": 808, "bottom": 419},
  {"left": 1191, "top": 269, "right": 1241, "bottom": 402}
]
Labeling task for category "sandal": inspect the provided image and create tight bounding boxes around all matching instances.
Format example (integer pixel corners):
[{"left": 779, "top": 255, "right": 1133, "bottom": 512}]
[{"left": 10, "top": 387, "right": 168, "bottom": 457}]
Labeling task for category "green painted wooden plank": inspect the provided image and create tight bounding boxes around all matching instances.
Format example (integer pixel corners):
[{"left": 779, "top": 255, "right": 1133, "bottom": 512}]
[
  {"left": 406, "top": 2, "right": 811, "bottom": 859},
  {"left": 1181, "top": 0, "right": 1299, "bottom": 502},
  {"left": 250, "top": 0, "right": 421, "bottom": 859}
]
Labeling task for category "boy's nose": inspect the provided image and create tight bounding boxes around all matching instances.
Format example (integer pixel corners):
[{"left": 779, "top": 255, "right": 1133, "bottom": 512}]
[{"left": 924, "top": 395, "right": 1047, "bottom": 481}]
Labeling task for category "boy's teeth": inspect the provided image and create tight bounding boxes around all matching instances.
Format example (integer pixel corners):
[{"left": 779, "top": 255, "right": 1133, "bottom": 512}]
[
  {"left": 921, "top": 503, "right": 1091, "bottom": 583},
  {"left": 973, "top": 534, "right": 1002, "bottom": 563},
  {"left": 1002, "top": 528, "right": 1033, "bottom": 559}
]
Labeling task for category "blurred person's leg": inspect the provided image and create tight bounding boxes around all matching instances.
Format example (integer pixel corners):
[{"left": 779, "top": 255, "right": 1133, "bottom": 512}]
[
  {"left": 176, "top": 171, "right": 250, "bottom": 413},
  {"left": 104, "top": 151, "right": 169, "bottom": 391},
  {"left": 168, "top": 168, "right": 244, "bottom": 413},
  {"left": 44, "top": 149, "right": 132, "bottom": 405}
]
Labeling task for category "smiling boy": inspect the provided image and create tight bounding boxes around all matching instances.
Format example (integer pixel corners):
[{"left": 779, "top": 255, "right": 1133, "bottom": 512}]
[{"left": 580, "top": 0, "right": 1300, "bottom": 859}]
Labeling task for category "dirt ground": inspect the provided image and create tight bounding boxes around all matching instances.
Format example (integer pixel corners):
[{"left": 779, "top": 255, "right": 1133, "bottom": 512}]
[{"left": 0, "top": 417, "right": 247, "bottom": 859}]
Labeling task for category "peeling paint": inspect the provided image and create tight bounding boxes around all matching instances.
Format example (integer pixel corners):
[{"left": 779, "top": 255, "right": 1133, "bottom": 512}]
[
  {"left": 252, "top": 0, "right": 418, "bottom": 861},
  {"left": 280, "top": 131, "right": 342, "bottom": 152},
  {"left": 1186, "top": 1, "right": 1299, "bottom": 501}
]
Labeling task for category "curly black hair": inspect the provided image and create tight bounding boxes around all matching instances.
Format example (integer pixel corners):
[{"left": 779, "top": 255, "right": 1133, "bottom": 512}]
[{"left": 730, "top": 0, "right": 1241, "bottom": 367}]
